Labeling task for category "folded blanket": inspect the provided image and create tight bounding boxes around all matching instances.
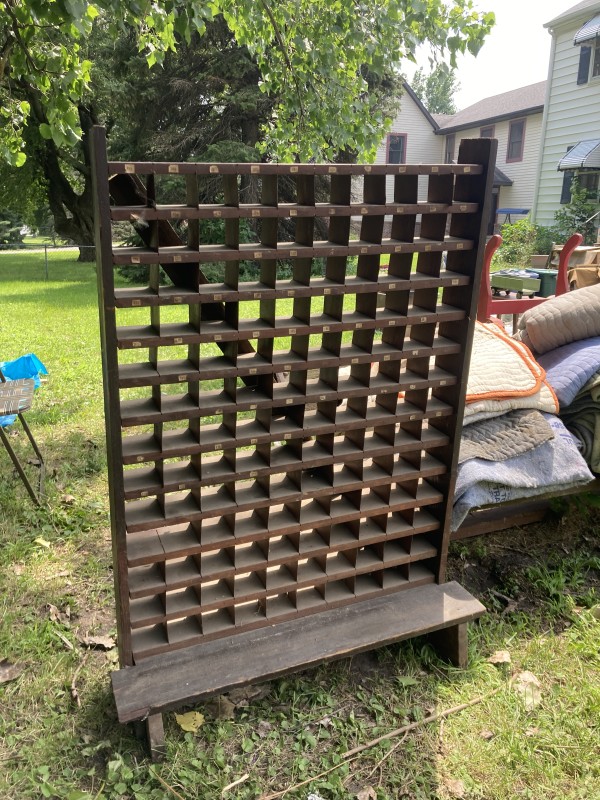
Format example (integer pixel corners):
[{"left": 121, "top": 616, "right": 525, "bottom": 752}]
[
  {"left": 464, "top": 322, "right": 558, "bottom": 425},
  {"left": 515, "top": 284, "right": 600, "bottom": 355},
  {"left": 537, "top": 337, "right": 600, "bottom": 408},
  {"left": 459, "top": 409, "right": 554, "bottom": 463},
  {"left": 561, "top": 370, "right": 600, "bottom": 473},
  {"left": 452, "top": 414, "right": 594, "bottom": 531}
]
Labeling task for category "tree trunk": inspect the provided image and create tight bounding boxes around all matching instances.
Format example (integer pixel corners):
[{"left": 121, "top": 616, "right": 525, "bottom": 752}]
[{"left": 26, "top": 92, "right": 97, "bottom": 254}]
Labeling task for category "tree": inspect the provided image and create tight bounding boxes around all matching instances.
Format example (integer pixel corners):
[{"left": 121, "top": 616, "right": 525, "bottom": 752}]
[
  {"left": 412, "top": 63, "right": 460, "bottom": 115},
  {"left": 0, "top": 2, "right": 494, "bottom": 252},
  {"left": 1, "top": 2, "right": 493, "bottom": 164},
  {"left": 0, "top": 209, "right": 25, "bottom": 247}
]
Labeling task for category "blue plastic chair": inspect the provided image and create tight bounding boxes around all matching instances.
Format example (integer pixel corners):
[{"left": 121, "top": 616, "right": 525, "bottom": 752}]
[{"left": 0, "top": 354, "right": 47, "bottom": 504}]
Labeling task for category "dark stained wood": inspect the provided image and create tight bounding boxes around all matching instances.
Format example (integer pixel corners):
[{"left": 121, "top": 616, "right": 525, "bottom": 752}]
[
  {"left": 92, "top": 132, "right": 496, "bottom": 718},
  {"left": 146, "top": 714, "right": 166, "bottom": 761},
  {"left": 112, "top": 581, "right": 485, "bottom": 722},
  {"left": 452, "top": 478, "right": 600, "bottom": 540},
  {"left": 428, "top": 622, "right": 468, "bottom": 667}
]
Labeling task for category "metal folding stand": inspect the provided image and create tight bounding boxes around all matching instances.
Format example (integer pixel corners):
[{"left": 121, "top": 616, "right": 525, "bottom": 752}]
[{"left": 0, "top": 370, "right": 45, "bottom": 505}]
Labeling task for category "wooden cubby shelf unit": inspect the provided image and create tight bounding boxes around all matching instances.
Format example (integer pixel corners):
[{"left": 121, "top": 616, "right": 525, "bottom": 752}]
[{"left": 91, "top": 128, "right": 496, "bottom": 758}]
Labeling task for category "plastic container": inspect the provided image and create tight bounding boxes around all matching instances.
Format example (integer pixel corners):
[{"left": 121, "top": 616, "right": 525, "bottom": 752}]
[
  {"left": 490, "top": 270, "right": 541, "bottom": 297},
  {"left": 533, "top": 268, "right": 558, "bottom": 297}
]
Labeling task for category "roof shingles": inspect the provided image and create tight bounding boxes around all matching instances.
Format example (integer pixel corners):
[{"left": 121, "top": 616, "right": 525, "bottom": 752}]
[{"left": 436, "top": 81, "right": 546, "bottom": 134}]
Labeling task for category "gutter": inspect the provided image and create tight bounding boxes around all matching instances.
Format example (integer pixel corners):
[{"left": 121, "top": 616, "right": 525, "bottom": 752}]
[
  {"left": 436, "top": 105, "right": 544, "bottom": 136},
  {"left": 531, "top": 29, "right": 557, "bottom": 221}
]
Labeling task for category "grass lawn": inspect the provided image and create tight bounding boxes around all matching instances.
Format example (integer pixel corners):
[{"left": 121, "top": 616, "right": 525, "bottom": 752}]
[{"left": 0, "top": 251, "right": 599, "bottom": 800}]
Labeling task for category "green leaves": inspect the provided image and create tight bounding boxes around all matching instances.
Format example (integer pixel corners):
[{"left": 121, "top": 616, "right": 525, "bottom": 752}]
[{"left": 0, "top": 0, "right": 494, "bottom": 166}]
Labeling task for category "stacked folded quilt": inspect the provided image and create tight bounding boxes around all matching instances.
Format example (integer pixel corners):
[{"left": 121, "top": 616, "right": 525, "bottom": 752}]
[{"left": 452, "top": 319, "right": 594, "bottom": 531}]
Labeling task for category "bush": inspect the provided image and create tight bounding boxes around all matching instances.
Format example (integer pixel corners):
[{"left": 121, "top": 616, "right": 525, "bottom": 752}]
[
  {"left": 533, "top": 224, "right": 558, "bottom": 255},
  {"left": 498, "top": 218, "right": 537, "bottom": 264},
  {"left": 553, "top": 177, "right": 599, "bottom": 245}
]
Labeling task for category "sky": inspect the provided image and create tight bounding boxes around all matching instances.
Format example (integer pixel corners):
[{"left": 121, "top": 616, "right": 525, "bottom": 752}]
[{"left": 404, "top": 0, "right": 576, "bottom": 110}]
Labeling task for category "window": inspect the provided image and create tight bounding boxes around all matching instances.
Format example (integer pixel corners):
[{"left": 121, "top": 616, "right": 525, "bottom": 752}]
[
  {"left": 506, "top": 119, "right": 525, "bottom": 162},
  {"left": 480, "top": 125, "right": 495, "bottom": 138},
  {"left": 577, "top": 42, "right": 600, "bottom": 84},
  {"left": 560, "top": 145, "right": 575, "bottom": 204},
  {"left": 579, "top": 171, "right": 599, "bottom": 199},
  {"left": 560, "top": 169, "right": 599, "bottom": 204},
  {"left": 387, "top": 134, "right": 406, "bottom": 164},
  {"left": 577, "top": 45, "right": 592, "bottom": 83},
  {"left": 593, "top": 44, "right": 600, "bottom": 78},
  {"left": 560, "top": 170, "right": 575, "bottom": 204},
  {"left": 444, "top": 134, "right": 455, "bottom": 164}
]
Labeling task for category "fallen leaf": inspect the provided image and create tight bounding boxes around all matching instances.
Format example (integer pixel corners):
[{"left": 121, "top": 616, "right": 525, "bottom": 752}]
[
  {"left": 445, "top": 778, "right": 466, "bottom": 798},
  {"left": 357, "top": 787, "right": 377, "bottom": 800},
  {"left": 227, "top": 685, "right": 267, "bottom": 706},
  {"left": 590, "top": 605, "right": 600, "bottom": 621},
  {"left": 479, "top": 729, "right": 495, "bottom": 740},
  {"left": 205, "top": 695, "right": 236, "bottom": 720},
  {"left": 256, "top": 720, "right": 272, "bottom": 739},
  {"left": 13, "top": 564, "right": 24, "bottom": 576},
  {"left": 46, "top": 603, "right": 71, "bottom": 626},
  {"left": 34, "top": 537, "right": 51, "bottom": 548},
  {"left": 513, "top": 671, "right": 542, "bottom": 710},
  {"left": 175, "top": 711, "right": 205, "bottom": 733},
  {"left": 0, "top": 660, "right": 25, "bottom": 685},
  {"left": 525, "top": 727, "right": 540, "bottom": 737},
  {"left": 80, "top": 634, "right": 115, "bottom": 651},
  {"left": 487, "top": 650, "right": 511, "bottom": 665}
]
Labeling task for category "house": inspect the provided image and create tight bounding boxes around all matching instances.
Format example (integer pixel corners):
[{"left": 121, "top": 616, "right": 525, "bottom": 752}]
[
  {"left": 436, "top": 83, "right": 546, "bottom": 230},
  {"left": 532, "top": 0, "right": 600, "bottom": 227},
  {"left": 377, "top": 81, "right": 545, "bottom": 233}
]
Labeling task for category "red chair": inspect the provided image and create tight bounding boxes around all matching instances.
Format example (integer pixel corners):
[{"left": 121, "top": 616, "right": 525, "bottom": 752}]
[{"left": 477, "top": 232, "right": 583, "bottom": 322}]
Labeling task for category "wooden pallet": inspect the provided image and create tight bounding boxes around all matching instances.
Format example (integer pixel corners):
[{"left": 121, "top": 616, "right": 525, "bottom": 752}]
[{"left": 91, "top": 129, "right": 497, "bottom": 755}]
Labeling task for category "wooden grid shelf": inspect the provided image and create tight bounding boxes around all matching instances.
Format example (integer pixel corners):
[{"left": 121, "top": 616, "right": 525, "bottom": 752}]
[{"left": 92, "top": 129, "right": 496, "bottom": 748}]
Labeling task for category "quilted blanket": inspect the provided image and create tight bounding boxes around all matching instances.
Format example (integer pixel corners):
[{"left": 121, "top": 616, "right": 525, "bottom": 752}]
[
  {"left": 452, "top": 414, "right": 594, "bottom": 531},
  {"left": 561, "top": 370, "right": 600, "bottom": 473},
  {"left": 537, "top": 337, "right": 600, "bottom": 408},
  {"left": 464, "top": 322, "right": 558, "bottom": 425},
  {"left": 459, "top": 409, "right": 554, "bottom": 463},
  {"left": 515, "top": 283, "right": 600, "bottom": 355}
]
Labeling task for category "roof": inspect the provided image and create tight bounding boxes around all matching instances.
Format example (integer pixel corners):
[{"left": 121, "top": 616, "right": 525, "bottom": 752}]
[
  {"left": 432, "top": 113, "right": 454, "bottom": 126},
  {"left": 557, "top": 138, "right": 600, "bottom": 169},
  {"left": 574, "top": 12, "right": 600, "bottom": 43},
  {"left": 494, "top": 167, "right": 513, "bottom": 187},
  {"left": 436, "top": 81, "right": 546, "bottom": 134},
  {"left": 545, "top": 0, "right": 600, "bottom": 29}
]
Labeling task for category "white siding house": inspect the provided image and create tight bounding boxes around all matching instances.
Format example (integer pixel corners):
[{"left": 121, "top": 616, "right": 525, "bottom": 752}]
[
  {"left": 532, "top": 0, "right": 600, "bottom": 227},
  {"left": 376, "top": 82, "right": 545, "bottom": 231},
  {"left": 374, "top": 83, "right": 444, "bottom": 201},
  {"left": 435, "top": 83, "right": 546, "bottom": 226},
  {"left": 374, "top": 83, "right": 444, "bottom": 167}
]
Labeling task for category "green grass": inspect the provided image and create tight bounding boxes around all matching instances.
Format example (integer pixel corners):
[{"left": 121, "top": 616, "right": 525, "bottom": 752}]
[{"left": 1, "top": 251, "right": 599, "bottom": 800}]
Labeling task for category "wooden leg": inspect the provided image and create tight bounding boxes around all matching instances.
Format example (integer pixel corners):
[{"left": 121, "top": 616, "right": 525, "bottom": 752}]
[
  {"left": 428, "top": 622, "right": 468, "bottom": 668},
  {"left": 146, "top": 714, "right": 166, "bottom": 762}
]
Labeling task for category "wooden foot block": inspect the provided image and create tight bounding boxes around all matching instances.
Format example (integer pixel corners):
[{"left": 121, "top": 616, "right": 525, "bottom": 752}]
[
  {"left": 146, "top": 714, "right": 166, "bottom": 762},
  {"left": 428, "top": 621, "right": 469, "bottom": 667}
]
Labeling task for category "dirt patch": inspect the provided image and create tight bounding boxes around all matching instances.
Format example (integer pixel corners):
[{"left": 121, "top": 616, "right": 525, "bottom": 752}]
[{"left": 447, "top": 504, "right": 600, "bottom": 622}]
